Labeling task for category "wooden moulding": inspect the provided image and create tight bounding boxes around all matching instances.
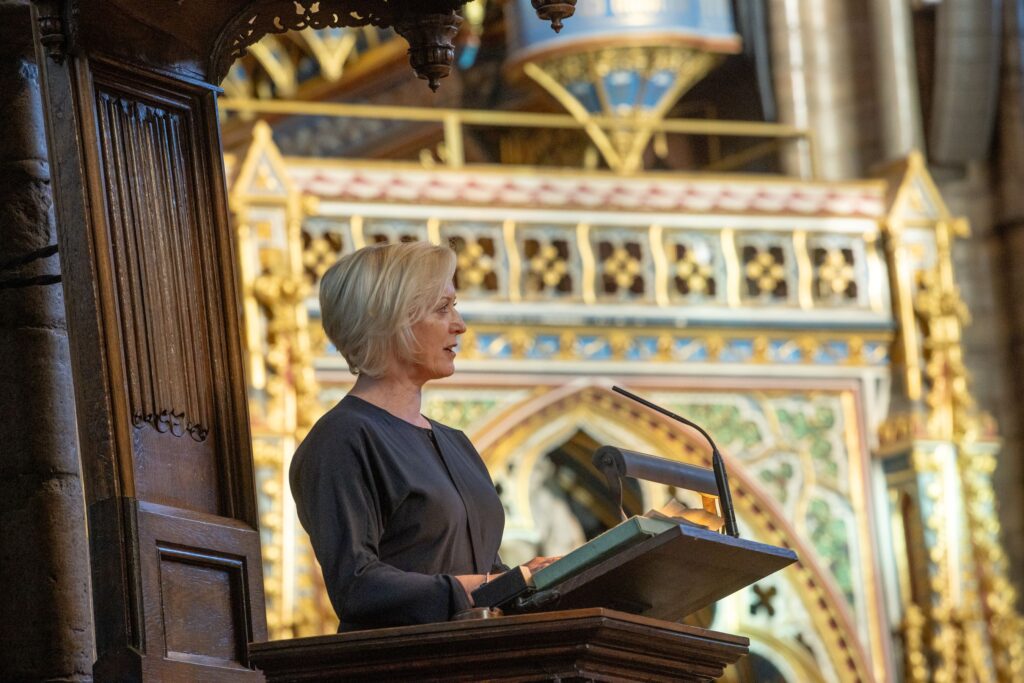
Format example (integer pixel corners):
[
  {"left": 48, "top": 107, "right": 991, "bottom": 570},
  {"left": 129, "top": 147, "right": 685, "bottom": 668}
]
[
  {"left": 36, "top": 3, "right": 266, "bottom": 675},
  {"left": 249, "top": 608, "right": 749, "bottom": 682}
]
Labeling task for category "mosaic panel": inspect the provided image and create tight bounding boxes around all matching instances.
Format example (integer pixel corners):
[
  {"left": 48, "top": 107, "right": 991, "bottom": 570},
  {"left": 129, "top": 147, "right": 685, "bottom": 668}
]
[
  {"left": 440, "top": 220, "right": 507, "bottom": 299},
  {"left": 663, "top": 228, "right": 725, "bottom": 303},
  {"left": 516, "top": 223, "right": 582, "bottom": 300},
  {"left": 590, "top": 225, "right": 655, "bottom": 302},
  {"left": 362, "top": 216, "right": 428, "bottom": 244},
  {"left": 658, "top": 392, "right": 861, "bottom": 610},
  {"left": 735, "top": 232, "right": 798, "bottom": 304}
]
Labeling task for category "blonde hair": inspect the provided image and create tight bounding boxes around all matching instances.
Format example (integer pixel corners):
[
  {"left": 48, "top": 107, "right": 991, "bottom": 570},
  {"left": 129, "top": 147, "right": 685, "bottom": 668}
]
[{"left": 319, "top": 241, "right": 457, "bottom": 378}]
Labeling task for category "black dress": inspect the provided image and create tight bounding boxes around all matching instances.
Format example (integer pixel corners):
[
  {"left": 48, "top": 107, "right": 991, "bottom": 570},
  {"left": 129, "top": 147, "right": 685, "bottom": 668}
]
[{"left": 289, "top": 395, "right": 507, "bottom": 631}]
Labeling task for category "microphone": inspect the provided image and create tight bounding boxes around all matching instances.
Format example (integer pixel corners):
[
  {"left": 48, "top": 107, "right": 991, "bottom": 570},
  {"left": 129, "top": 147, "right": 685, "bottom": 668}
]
[{"left": 611, "top": 386, "right": 740, "bottom": 538}]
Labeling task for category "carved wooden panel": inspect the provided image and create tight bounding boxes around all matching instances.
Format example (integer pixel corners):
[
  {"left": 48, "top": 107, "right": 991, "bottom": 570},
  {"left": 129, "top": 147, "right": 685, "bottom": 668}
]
[
  {"left": 49, "top": 59, "right": 265, "bottom": 679},
  {"left": 37, "top": 5, "right": 266, "bottom": 679},
  {"left": 95, "top": 89, "right": 214, "bottom": 442},
  {"left": 162, "top": 551, "right": 244, "bottom": 657},
  {"left": 91, "top": 68, "right": 236, "bottom": 516},
  {"left": 138, "top": 502, "right": 264, "bottom": 679}
]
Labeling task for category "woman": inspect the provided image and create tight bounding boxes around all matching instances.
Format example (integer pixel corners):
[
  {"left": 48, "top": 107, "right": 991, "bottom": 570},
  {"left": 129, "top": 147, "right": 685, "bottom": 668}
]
[{"left": 290, "top": 241, "right": 553, "bottom": 631}]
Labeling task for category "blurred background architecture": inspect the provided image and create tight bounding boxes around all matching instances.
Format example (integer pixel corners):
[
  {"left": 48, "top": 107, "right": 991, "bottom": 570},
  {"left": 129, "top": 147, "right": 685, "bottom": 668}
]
[{"left": 219, "top": 1, "right": 1024, "bottom": 681}]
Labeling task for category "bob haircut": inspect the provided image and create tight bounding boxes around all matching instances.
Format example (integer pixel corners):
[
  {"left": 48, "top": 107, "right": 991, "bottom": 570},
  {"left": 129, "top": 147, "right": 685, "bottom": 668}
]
[{"left": 319, "top": 241, "right": 457, "bottom": 378}]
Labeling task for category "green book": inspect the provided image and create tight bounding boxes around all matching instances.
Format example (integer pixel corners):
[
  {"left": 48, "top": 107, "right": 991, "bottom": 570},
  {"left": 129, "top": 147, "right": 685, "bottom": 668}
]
[
  {"left": 472, "top": 515, "right": 677, "bottom": 609},
  {"left": 532, "top": 516, "right": 676, "bottom": 590}
]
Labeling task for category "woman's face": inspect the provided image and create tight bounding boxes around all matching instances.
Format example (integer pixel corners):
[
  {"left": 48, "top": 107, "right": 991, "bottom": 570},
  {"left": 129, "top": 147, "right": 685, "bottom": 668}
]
[{"left": 408, "top": 281, "right": 466, "bottom": 384}]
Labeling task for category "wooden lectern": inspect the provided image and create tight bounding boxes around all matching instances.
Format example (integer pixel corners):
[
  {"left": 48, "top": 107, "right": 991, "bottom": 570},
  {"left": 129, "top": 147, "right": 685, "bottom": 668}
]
[
  {"left": 249, "top": 608, "right": 748, "bottom": 682},
  {"left": 249, "top": 517, "right": 794, "bottom": 681}
]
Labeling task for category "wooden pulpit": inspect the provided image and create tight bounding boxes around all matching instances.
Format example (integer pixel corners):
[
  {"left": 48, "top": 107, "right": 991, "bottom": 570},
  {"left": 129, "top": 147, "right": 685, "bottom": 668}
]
[
  {"left": 249, "top": 466, "right": 795, "bottom": 681},
  {"left": 249, "top": 609, "right": 748, "bottom": 682}
]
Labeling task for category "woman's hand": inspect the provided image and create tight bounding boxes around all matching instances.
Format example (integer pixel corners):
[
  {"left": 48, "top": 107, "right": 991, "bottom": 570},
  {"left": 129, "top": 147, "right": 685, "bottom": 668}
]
[
  {"left": 522, "top": 555, "right": 560, "bottom": 573},
  {"left": 454, "top": 572, "right": 502, "bottom": 606},
  {"left": 454, "top": 557, "right": 559, "bottom": 606}
]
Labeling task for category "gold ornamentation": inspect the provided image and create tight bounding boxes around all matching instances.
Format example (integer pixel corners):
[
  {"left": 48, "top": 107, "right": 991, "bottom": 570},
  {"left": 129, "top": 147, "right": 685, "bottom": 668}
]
[
  {"left": 880, "top": 153, "right": 1023, "bottom": 682},
  {"left": 601, "top": 245, "right": 643, "bottom": 293},
  {"left": 458, "top": 328, "right": 478, "bottom": 360},
  {"left": 499, "top": 128, "right": 594, "bottom": 168},
  {"left": 507, "top": 329, "right": 532, "bottom": 358},
  {"left": 912, "top": 263, "right": 976, "bottom": 442},
  {"left": 878, "top": 413, "right": 926, "bottom": 450},
  {"left": 608, "top": 331, "right": 631, "bottom": 359},
  {"left": 302, "top": 229, "right": 344, "bottom": 284},
  {"left": 743, "top": 246, "right": 787, "bottom": 297},
  {"left": 478, "top": 386, "right": 875, "bottom": 682},
  {"left": 422, "top": 396, "right": 500, "bottom": 432},
  {"left": 231, "top": 123, "right": 327, "bottom": 639},
  {"left": 252, "top": 438, "right": 287, "bottom": 635},
  {"left": 453, "top": 237, "right": 497, "bottom": 291},
  {"left": 673, "top": 247, "right": 713, "bottom": 295},
  {"left": 456, "top": 323, "right": 890, "bottom": 367},
  {"left": 814, "top": 248, "right": 857, "bottom": 300},
  {"left": 520, "top": 46, "right": 720, "bottom": 173},
  {"left": 902, "top": 603, "right": 928, "bottom": 683},
  {"left": 525, "top": 240, "right": 572, "bottom": 295},
  {"left": 960, "top": 445, "right": 1024, "bottom": 681},
  {"left": 219, "top": 96, "right": 817, "bottom": 178},
  {"left": 232, "top": 124, "right": 1024, "bottom": 675}
]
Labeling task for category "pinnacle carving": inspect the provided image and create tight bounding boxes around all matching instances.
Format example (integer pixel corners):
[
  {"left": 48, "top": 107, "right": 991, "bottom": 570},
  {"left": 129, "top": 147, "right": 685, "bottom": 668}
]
[
  {"left": 36, "top": 12, "right": 66, "bottom": 63},
  {"left": 532, "top": 0, "right": 577, "bottom": 33},
  {"left": 394, "top": 12, "right": 463, "bottom": 92}
]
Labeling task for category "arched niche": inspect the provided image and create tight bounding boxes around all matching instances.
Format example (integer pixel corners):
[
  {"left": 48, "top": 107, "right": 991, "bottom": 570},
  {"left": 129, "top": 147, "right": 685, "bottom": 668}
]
[{"left": 476, "top": 384, "right": 873, "bottom": 683}]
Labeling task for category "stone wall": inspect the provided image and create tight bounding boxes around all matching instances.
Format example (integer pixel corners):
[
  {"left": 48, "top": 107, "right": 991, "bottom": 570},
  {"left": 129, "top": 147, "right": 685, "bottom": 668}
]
[
  {"left": 992, "top": 0, "right": 1024, "bottom": 610},
  {"left": 930, "top": 0, "right": 1024, "bottom": 611},
  {"left": 0, "top": 1, "right": 94, "bottom": 679}
]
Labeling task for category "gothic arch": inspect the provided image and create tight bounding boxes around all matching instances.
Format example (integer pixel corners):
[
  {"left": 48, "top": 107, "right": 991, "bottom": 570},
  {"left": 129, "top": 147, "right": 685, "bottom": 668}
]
[
  {"left": 741, "top": 625, "right": 829, "bottom": 683},
  {"left": 477, "top": 382, "right": 874, "bottom": 683}
]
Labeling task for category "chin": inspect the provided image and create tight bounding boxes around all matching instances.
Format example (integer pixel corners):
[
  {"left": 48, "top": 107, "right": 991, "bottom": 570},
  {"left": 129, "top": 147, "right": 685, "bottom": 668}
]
[{"left": 421, "top": 365, "right": 455, "bottom": 383}]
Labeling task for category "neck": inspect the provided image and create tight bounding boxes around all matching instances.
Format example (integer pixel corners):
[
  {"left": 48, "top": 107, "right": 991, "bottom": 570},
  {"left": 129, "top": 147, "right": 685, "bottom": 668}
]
[{"left": 349, "top": 371, "right": 429, "bottom": 427}]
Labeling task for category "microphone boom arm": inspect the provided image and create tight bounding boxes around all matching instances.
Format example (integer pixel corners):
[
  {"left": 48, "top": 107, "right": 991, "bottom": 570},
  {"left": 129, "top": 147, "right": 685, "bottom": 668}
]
[{"left": 610, "top": 386, "right": 740, "bottom": 538}]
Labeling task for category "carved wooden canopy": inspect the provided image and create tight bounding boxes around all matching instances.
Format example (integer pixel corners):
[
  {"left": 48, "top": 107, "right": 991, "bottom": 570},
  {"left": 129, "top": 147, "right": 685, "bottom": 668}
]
[
  {"left": 34, "top": 0, "right": 574, "bottom": 90},
  {"left": 212, "top": 1, "right": 467, "bottom": 89}
]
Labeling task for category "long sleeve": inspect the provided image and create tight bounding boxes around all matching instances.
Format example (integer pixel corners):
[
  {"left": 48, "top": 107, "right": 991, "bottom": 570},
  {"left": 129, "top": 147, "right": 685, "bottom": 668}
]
[
  {"left": 289, "top": 397, "right": 505, "bottom": 630},
  {"left": 491, "top": 555, "right": 511, "bottom": 574},
  {"left": 290, "top": 422, "right": 470, "bottom": 630}
]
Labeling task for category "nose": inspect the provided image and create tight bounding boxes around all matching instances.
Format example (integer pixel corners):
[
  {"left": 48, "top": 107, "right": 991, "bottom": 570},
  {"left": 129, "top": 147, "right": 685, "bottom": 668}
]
[{"left": 452, "top": 309, "right": 467, "bottom": 335}]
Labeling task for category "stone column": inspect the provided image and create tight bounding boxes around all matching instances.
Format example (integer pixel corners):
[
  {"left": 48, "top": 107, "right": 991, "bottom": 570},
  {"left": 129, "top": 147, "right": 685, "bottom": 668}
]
[
  {"left": 868, "top": 0, "right": 925, "bottom": 160},
  {"left": 0, "top": 1, "right": 94, "bottom": 680},
  {"left": 768, "top": 0, "right": 876, "bottom": 179}
]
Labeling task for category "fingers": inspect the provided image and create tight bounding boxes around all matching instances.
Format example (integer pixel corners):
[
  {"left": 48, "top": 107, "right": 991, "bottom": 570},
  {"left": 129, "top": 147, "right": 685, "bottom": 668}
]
[{"left": 524, "top": 555, "right": 560, "bottom": 572}]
